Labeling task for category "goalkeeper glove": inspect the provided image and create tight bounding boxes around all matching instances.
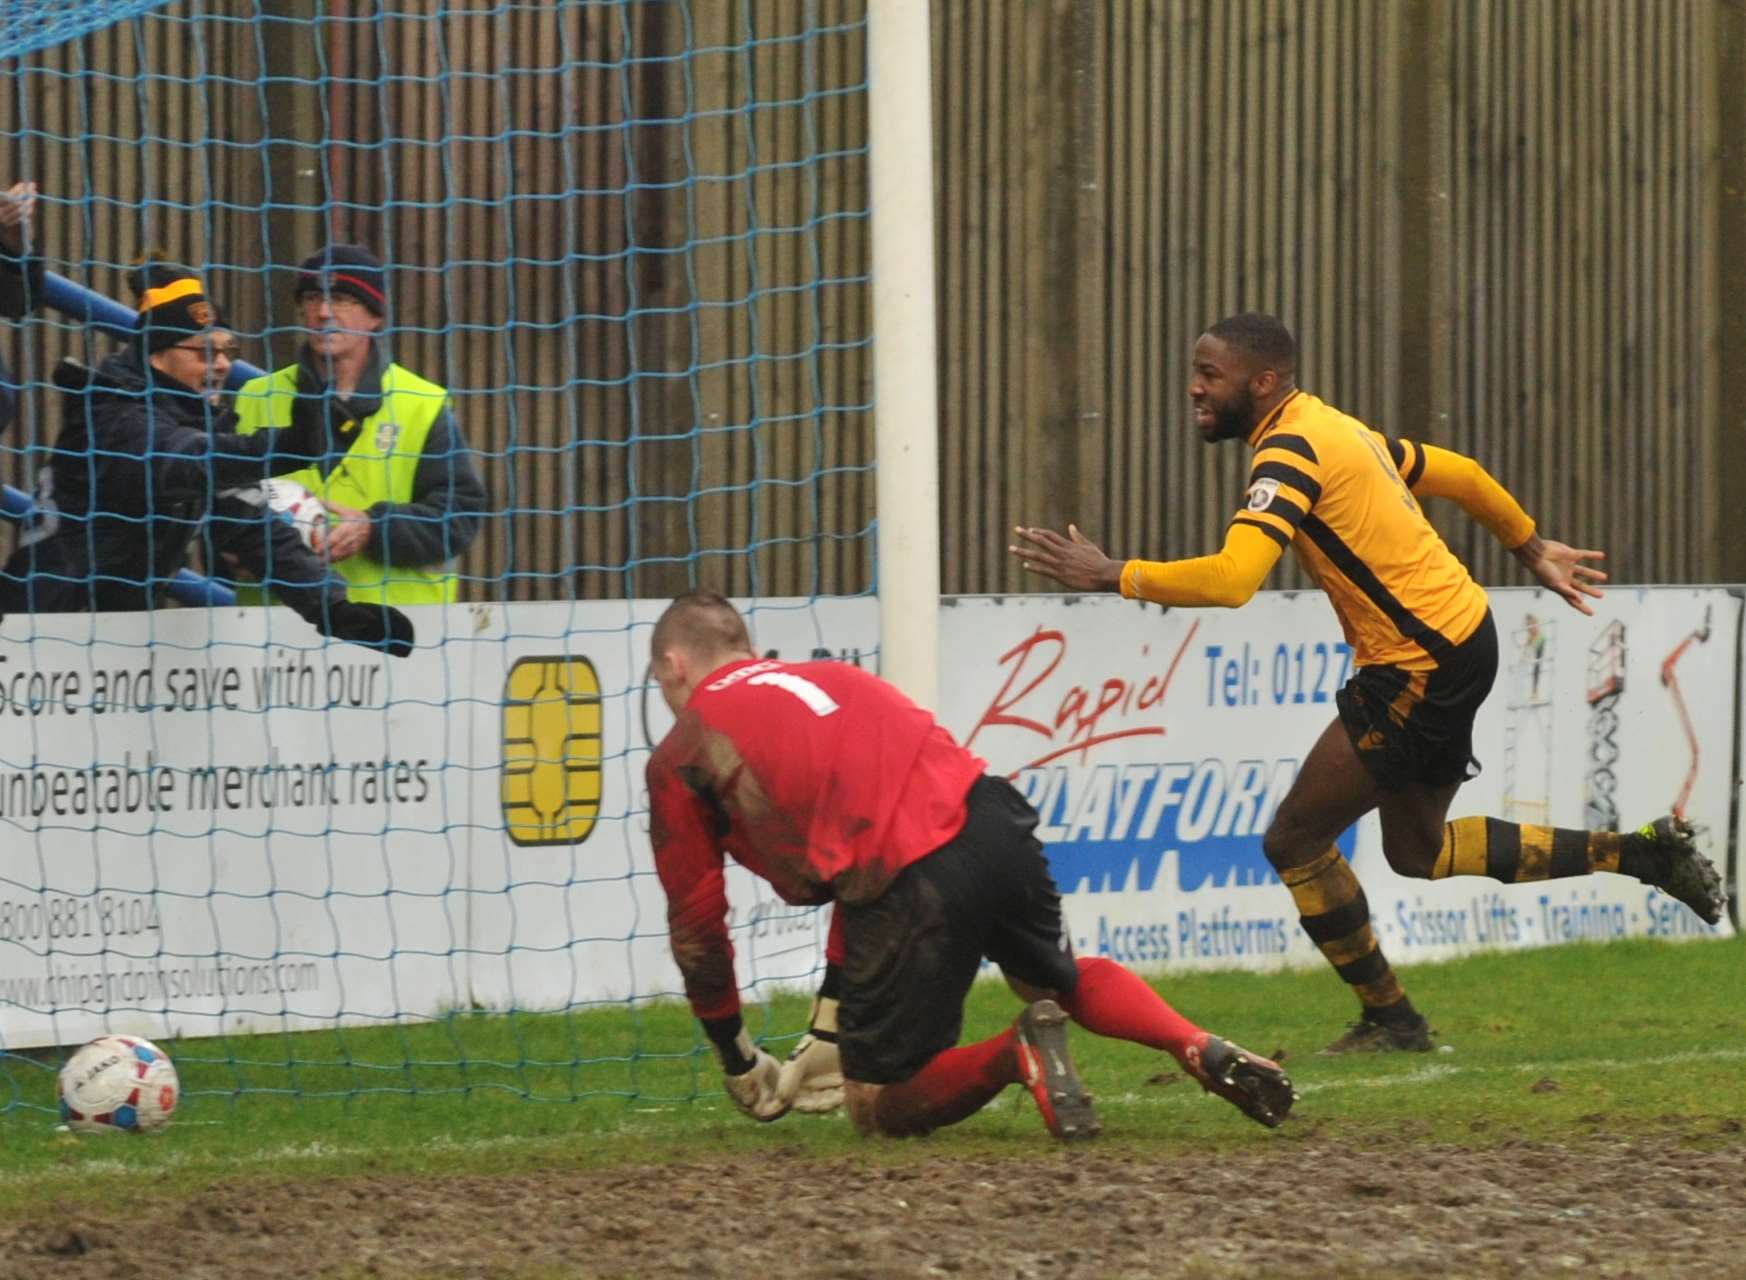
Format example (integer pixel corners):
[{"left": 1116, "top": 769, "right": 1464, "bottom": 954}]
[
  {"left": 776, "top": 973, "right": 844, "bottom": 1114},
  {"left": 704, "top": 1017, "right": 788, "bottom": 1122}
]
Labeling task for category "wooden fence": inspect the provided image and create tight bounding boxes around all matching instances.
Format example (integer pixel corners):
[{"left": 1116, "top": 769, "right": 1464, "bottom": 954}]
[{"left": 1, "top": 0, "right": 1739, "bottom": 604}]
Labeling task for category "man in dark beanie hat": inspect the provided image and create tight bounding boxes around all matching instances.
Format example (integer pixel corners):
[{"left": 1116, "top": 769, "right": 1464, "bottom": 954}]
[
  {"left": 295, "top": 243, "right": 388, "bottom": 317},
  {"left": 0, "top": 257, "right": 415, "bottom": 658},
  {"left": 231, "top": 241, "right": 486, "bottom": 605}
]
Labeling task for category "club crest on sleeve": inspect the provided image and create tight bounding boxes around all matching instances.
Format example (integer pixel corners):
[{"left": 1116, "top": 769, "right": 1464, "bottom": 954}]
[{"left": 1246, "top": 478, "right": 1280, "bottom": 512}]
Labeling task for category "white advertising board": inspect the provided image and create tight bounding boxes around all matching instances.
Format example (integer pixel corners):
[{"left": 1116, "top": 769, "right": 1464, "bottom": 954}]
[
  {"left": 1737, "top": 594, "right": 1746, "bottom": 927},
  {"left": 937, "top": 587, "right": 1737, "bottom": 979},
  {"left": 0, "top": 587, "right": 1735, "bottom": 1050},
  {"left": 0, "top": 598, "right": 872, "bottom": 1049},
  {"left": 0, "top": 607, "right": 472, "bottom": 1049},
  {"left": 458, "top": 596, "right": 875, "bottom": 1020}
]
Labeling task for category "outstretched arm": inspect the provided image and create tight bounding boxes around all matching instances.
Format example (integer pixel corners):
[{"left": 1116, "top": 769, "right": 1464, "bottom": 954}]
[
  {"left": 1395, "top": 440, "right": 1535, "bottom": 546},
  {"left": 0, "top": 181, "right": 43, "bottom": 323},
  {"left": 1009, "top": 520, "right": 1285, "bottom": 608},
  {"left": 648, "top": 755, "right": 787, "bottom": 1121},
  {"left": 0, "top": 181, "right": 33, "bottom": 252},
  {"left": 206, "top": 498, "right": 417, "bottom": 656},
  {"left": 650, "top": 765, "right": 741, "bottom": 1025},
  {"left": 1394, "top": 439, "right": 1607, "bottom": 615},
  {"left": 54, "top": 360, "right": 324, "bottom": 498}
]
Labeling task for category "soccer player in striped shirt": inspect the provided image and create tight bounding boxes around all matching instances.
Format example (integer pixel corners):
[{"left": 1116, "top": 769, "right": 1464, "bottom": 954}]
[{"left": 1011, "top": 312, "right": 1725, "bottom": 1054}]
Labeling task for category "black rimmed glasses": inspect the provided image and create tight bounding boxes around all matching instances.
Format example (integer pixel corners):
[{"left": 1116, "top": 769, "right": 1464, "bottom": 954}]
[{"left": 169, "top": 340, "right": 241, "bottom": 361}]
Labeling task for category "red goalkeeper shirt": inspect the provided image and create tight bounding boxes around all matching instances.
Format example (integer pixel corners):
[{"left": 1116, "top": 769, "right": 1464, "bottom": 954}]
[{"left": 648, "top": 657, "right": 986, "bottom": 1021}]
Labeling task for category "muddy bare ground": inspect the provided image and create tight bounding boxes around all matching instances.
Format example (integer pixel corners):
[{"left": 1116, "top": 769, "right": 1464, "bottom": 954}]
[{"left": 4, "top": 1136, "right": 1744, "bottom": 1279}]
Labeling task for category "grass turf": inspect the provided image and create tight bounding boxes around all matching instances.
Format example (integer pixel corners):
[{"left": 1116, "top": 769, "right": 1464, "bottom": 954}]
[{"left": 0, "top": 934, "right": 1740, "bottom": 1215}]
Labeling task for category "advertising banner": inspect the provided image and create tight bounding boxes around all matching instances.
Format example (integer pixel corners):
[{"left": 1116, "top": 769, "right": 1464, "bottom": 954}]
[
  {"left": 1, "top": 587, "right": 1734, "bottom": 1049},
  {"left": 0, "top": 607, "right": 469, "bottom": 1048},
  {"left": 457, "top": 596, "right": 876, "bottom": 1019},
  {"left": 0, "top": 598, "right": 872, "bottom": 1048},
  {"left": 937, "top": 587, "right": 1738, "bottom": 978}
]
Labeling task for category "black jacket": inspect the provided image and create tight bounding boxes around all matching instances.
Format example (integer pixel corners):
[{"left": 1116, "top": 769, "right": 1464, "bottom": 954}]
[
  {"left": 0, "top": 349, "right": 413, "bottom": 656},
  {"left": 0, "top": 242, "right": 42, "bottom": 432}
]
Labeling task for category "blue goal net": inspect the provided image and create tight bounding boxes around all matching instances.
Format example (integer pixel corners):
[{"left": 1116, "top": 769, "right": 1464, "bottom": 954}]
[
  {"left": 0, "top": 0, "right": 176, "bottom": 62},
  {"left": 0, "top": 0, "right": 874, "bottom": 1117}
]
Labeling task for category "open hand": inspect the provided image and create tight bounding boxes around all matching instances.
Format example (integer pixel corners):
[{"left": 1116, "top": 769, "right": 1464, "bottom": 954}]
[
  {"left": 1008, "top": 524, "right": 1124, "bottom": 592},
  {"left": 1512, "top": 534, "right": 1606, "bottom": 616}
]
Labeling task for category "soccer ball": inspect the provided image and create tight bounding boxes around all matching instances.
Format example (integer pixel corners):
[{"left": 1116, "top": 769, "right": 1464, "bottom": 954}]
[
  {"left": 261, "top": 478, "right": 330, "bottom": 551},
  {"left": 57, "top": 1035, "right": 180, "bottom": 1134},
  {"left": 223, "top": 478, "right": 329, "bottom": 550}
]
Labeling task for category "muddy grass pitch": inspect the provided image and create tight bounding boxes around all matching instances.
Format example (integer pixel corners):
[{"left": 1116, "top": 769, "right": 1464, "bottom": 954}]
[{"left": 4, "top": 1134, "right": 1741, "bottom": 1279}]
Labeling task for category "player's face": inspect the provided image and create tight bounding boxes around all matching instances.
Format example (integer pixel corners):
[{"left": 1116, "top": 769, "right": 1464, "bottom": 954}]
[{"left": 1188, "top": 335, "right": 1259, "bottom": 443}]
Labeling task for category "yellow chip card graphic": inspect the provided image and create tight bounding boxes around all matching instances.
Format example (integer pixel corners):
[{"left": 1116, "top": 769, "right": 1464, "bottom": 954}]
[{"left": 501, "top": 656, "right": 603, "bottom": 846}]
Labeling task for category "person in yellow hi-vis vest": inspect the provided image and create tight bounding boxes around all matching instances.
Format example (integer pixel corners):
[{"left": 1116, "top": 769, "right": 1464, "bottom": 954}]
[{"left": 232, "top": 244, "right": 487, "bottom": 605}]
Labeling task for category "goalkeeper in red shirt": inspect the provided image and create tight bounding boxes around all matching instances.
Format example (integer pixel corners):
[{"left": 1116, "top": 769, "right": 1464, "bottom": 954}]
[{"left": 646, "top": 590, "right": 1295, "bottom": 1139}]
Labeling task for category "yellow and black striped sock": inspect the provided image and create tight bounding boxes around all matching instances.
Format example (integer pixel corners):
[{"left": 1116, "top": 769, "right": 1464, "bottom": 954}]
[
  {"left": 1280, "top": 846, "right": 1416, "bottom": 1024},
  {"left": 1430, "top": 816, "right": 1656, "bottom": 882}
]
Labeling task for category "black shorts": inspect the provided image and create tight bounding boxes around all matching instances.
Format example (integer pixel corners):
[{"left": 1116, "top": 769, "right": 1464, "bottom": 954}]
[
  {"left": 1336, "top": 610, "right": 1499, "bottom": 791},
  {"left": 835, "top": 775, "right": 1078, "bottom": 1085}
]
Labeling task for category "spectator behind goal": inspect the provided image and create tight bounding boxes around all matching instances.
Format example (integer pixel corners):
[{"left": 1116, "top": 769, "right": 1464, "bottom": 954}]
[
  {"left": 0, "top": 259, "right": 413, "bottom": 657},
  {"left": 228, "top": 244, "right": 487, "bottom": 605}
]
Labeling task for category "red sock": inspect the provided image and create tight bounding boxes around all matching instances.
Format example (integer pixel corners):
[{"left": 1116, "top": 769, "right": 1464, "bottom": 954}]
[
  {"left": 1058, "top": 956, "right": 1202, "bottom": 1064},
  {"left": 871, "top": 1029, "right": 1018, "bottom": 1137}
]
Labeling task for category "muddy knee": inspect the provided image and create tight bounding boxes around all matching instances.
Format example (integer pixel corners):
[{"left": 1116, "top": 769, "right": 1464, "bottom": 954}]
[{"left": 844, "top": 1081, "right": 884, "bottom": 1137}]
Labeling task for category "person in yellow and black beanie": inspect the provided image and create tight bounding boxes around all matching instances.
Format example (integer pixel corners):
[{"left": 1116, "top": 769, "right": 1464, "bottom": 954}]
[
  {"left": 128, "top": 258, "right": 235, "bottom": 400},
  {"left": 133, "top": 260, "right": 220, "bottom": 345}
]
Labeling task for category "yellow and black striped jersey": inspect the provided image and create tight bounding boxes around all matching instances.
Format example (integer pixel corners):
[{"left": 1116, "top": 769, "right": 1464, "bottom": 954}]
[
  {"left": 1121, "top": 390, "right": 1535, "bottom": 670},
  {"left": 1236, "top": 391, "right": 1496, "bottom": 668}
]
